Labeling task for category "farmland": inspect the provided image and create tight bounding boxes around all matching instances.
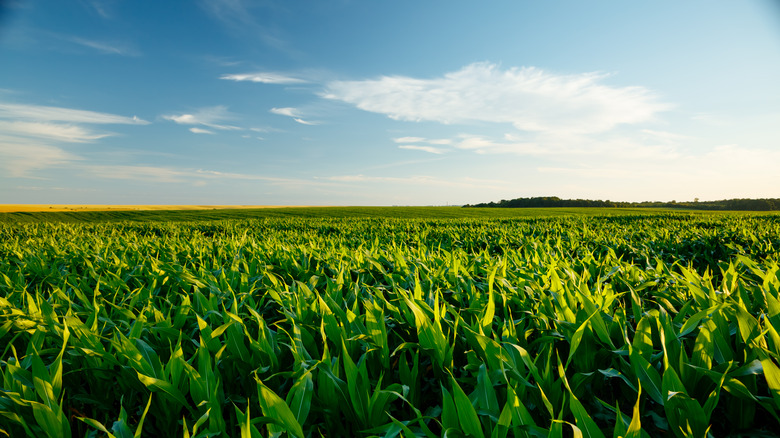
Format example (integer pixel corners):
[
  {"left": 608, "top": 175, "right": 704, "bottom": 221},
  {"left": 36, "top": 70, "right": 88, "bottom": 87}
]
[{"left": 1, "top": 209, "right": 780, "bottom": 437}]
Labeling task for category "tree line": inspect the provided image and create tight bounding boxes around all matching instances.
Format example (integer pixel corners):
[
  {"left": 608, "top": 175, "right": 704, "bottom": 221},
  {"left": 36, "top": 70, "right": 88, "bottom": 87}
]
[{"left": 463, "top": 196, "right": 780, "bottom": 211}]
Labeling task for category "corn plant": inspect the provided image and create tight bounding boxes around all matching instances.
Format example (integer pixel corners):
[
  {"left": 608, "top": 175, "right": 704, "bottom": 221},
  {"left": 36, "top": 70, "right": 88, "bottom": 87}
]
[{"left": 0, "top": 213, "right": 779, "bottom": 436}]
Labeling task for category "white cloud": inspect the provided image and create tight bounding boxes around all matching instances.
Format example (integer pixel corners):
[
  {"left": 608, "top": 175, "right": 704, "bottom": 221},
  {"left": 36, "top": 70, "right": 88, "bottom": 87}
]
[
  {"left": 85, "top": 165, "right": 190, "bottom": 183},
  {"left": 67, "top": 36, "right": 139, "bottom": 56},
  {"left": 82, "top": 0, "right": 116, "bottom": 19},
  {"left": 393, "top": 136, "right": 452, "bottom": 145},
  {"left": 389, "top": 130, "right": 681, "bottom": 160},
  {"left": 250, "top": 126, "right": 284, "bottom": 133},
  {"left": 453, "top": 134, "right": 548, "bottom": 155},
  {"left": 84, "top": 166, "right": 289, "bottom": 184},
  {"left": 324, "top": 174, "right": 508, "bottom": 191},
  {"left": 398, "top": 145, "right": 446, "bottom": 154},
  {"left": 162, "top": 105, "right": 240, "bottom": 130},
  {"left": 270, "top": 107, "right": 319, "bottom": 125},
  {"left": 393, "top": 136, "right": 426, "bottom": 143},
  {"left": 0, "top": 120, "right": 111, "bottom": 143},
  {"left": 0, "top": 100, "right": 150, "bottom": 177},
  {"left": 323, "top": 62, "right": 670, "bottom": 135},
  {"left": 0, "top": 102, "right": 149, "bottom": 124},
  {"left": 0, "top": 138, "right": 80, "bottom": 177},
  {"left": 199, "top": 0, "right": 297, "bottom": 55},
  {"left": 190, "top": 127, "right": 215, "bottom": 134},
  {"left": 194, "top": 169, "right": 296, "bottom": 182},
  {"left": 80, "top": 165, "right": 319, "bottom": 186},
  {"left": 270, "top": 107, "right": 300, "bottom": 117},
  {"left": 221, "top": 72, "right": 308, "bottom": 84}
]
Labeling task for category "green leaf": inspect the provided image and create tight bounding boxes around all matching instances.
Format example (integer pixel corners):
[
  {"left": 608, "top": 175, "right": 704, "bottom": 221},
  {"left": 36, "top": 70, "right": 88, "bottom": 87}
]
[
  {"left": 598, "top": 368, "right": 637, "bottom": 392},
  {"left": 450, "top": 375, "right": 485, "bottom": 438},
  {"left": 482, "top": 265, "right": 498, "bottom": 334},
  {"left": 761, "top": 357, "right": 780, "bottom": 408},
  {"left": 31, "top": 401, "right": 68, "bottom": 438},
  {"left": 134, "top": 393, "right": 153, "bottom": 438},
  {"left": 625, "top": 383, "right": 642, "bottom": 438},
  {"left": 286, "top": 371, "right": 314, "bottom": 426},
  {"left": 77, "top": 417, "right": 117, "bottom": 438},
  {"left": 256, "top": 379, "right": 305, "bottom": 438},
  {"left": 477, "top": 364, "right": 500, "bottom": 418},
  {"left": 136, "top": 372, "right": 191, "bottom": 413},
  {"left": 441, "top": 384, "right": 459, "bottom": 432},
  {"left": 629, "top": 349, "right": 664, "bottom": 406},
  {"left": 558, "top": 355, "right": 605, "bottom": 438}
]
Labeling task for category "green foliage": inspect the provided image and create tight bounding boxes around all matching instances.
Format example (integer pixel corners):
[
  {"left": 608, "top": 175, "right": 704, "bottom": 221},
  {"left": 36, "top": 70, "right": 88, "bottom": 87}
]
[
  {"left": 1, "top": 213, "right": 780, "bottom": 436},
  {"left": 466, "top": 196, "right": 780, "bottom": 211}
]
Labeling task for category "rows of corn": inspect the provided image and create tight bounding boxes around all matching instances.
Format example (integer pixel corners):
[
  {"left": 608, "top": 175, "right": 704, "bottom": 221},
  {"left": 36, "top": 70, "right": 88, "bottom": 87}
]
[{"left": 1, "top": 214, "right": 780, "bottom": 437}]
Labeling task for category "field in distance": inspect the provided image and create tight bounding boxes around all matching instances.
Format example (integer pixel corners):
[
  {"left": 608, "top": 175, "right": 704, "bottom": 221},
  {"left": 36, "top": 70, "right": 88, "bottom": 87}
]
[
  {"left": 0, "top": 204, "right": 315, "bottom": 213},
  {"left": 0, "top": 205, "right": 736, "bottom": 223}
]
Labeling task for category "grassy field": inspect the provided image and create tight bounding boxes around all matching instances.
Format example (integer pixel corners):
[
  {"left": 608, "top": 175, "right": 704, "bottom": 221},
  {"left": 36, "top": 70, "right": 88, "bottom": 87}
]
[
  {"left": 0, "top": 205, "right": 317, "bottom": 213},
  {"left": 1, "top": 210, "right": 780, "bottom": 437},
  {"left": 0, "top": 205, "right": 750, "bottom": 224}
]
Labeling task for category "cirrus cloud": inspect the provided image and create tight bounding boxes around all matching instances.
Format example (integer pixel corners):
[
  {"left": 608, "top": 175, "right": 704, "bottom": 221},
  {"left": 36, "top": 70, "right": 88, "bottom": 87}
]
[
  {"left": 162, "top": 105, "right": 240, "bottom": 130},
  {"left": 398, "top": 145, "right": 447, "bottom": 154},
  {"left": 0, "top": 99, "right": 150, "bottom": 177},
  {"left": 0, "top": 102, "right": 148, "bottom": 125},
  {"left": 270, "top": 107, "right": 320, "bottom": 125},
  {"left": 221, "top": 72, "right": 308, "bottom": 84},
  {"left": 0, "top": 120, "right": 111, "bottom": 143},
  {"left": 189, "top": 127, "right": 215, "bottom": 134},
  {"left": 322, "top": 62, "right": 670, "bottom": 135}
]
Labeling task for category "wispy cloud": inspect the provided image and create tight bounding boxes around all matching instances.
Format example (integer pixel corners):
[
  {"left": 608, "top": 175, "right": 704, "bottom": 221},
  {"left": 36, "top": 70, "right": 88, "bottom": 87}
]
[
  {"left": 67, "top": 35, "right": 140, "bottom": 56},
  {"left": 194, "top": 169, "right": 297, "bottom": 183},
  {"left": 393, "top": 136, "right": 426, "bottom": 143},
  {"left": 0, "top": 120, "right": 111, "bottom": 143},
  {"left": 82, "top": 165, "right": 320, "bottom": 186},
  {"left": 453, "top": 134, "right": 548, "bottom": 155},
  {"left": 162, "top": 105, "right": 241, "bottom": 130},
  {"left": 189, "top": 127, "right": 215, "bottom": 134},
  {"left": 398, "top": 145, "right": 447, "bottom": 154},
  {"left": 85, "top": 165, "right": 190, "bottom": 183},
  {"left": 270, "top": 107, "right": 300, "bottom": 117},
  {"left": 394, "top": 136, "right": 452, "bottom": 153},
  {"left": 0, "top": 137, "right": 80, "bottom": 178},
  {"left": 199, "top": 0, "right": 298, "bottom": 56},
  {"left": 0, "top": 102, "right": 148, "bottom": 124},
  {"left": 221, "top": 72, "right": 308, "bottom": 84},
  {"left": 324, "top": 174, "right": 509, "bottom": 191},
  {"left": 0, "top": 100, "right": 149, "bottom": 177},
  {"left": 80, "top": 0, "right": 117, "bottom": 19},
  {"left": 323, "top": 62, "right": 670, "bottom": 135},
  {"left": 388, "top": 130, "right": 683, "bottom": 160},
  {"left": 203, "top": 55, "right": 244, "bottom": 67},
  {"left": 270, "top": 107, "right": 319, "bottom": 125},
  {"left": 393, "top": 136, "right": 452, "bottom": 145}
]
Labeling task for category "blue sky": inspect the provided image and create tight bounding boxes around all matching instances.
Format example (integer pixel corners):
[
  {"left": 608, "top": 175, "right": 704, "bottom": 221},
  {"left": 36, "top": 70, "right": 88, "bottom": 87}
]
[{"left": 1, "top": 0, "right": 779, "bottom": 205}]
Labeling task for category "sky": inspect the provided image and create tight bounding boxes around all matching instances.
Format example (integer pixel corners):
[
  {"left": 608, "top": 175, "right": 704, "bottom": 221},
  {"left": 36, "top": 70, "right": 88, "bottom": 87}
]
[{"left": 1, "top": 0, "right": 779, "bottom": 206}]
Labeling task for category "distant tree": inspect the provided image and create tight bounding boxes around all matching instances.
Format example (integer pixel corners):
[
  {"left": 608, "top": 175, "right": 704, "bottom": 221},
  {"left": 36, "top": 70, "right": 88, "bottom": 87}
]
[{"left": 463, "top": 196, "right": 780, "bottom": 211}]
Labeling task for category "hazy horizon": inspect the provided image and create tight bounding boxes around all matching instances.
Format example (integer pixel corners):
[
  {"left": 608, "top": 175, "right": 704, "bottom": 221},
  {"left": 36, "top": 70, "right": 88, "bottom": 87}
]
[{"left": 1, "top": 1, "right": 779, "bottom": 205}]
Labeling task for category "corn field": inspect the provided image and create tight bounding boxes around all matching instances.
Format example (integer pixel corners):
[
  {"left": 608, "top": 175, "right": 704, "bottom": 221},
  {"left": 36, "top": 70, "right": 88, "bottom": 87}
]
[{"left": 1, "top": 213, "right": 780, "bottom": 437}]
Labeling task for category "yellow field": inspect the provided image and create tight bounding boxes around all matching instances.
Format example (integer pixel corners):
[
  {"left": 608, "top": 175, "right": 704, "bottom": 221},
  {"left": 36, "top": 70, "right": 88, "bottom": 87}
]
[{"left": 0, "top": 205, "right": 310, "bottom": 213}]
